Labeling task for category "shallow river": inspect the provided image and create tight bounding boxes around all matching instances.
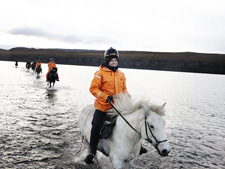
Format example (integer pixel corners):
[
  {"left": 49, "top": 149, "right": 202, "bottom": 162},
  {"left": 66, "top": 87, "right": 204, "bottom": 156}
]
[{"left": 0, "top": 61, "right": 224, "bottom": 169}]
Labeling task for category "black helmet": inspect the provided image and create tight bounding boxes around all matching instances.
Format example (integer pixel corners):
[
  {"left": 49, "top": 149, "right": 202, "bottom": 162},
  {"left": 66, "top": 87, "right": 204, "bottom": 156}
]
[
  {"left": 50, "top": 58, "right": 54, "bottom": 61},
  {"left": 104, "top": 47, "right": 119, "bottom": 58}
]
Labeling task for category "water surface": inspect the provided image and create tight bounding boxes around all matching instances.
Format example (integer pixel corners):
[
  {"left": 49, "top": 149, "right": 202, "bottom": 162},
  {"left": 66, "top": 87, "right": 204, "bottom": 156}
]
[{"left": 0, "top": 61, "right": 224, "bottom": 169}]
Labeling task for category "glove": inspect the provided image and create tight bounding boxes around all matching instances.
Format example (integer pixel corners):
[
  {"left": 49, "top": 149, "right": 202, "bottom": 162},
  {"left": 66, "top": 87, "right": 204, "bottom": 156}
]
[{"left": 106, "top": 95, "right": 113, "bottom": 103}]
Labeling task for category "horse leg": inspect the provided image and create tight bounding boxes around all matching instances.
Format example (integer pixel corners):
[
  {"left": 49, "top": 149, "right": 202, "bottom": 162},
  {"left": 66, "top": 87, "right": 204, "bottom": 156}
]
[
  {"left": 124, "top": 160, "right": 132, "bottom": 169},
  {"left": 110, "top": 155, "right": 124, "bottom": 169}
]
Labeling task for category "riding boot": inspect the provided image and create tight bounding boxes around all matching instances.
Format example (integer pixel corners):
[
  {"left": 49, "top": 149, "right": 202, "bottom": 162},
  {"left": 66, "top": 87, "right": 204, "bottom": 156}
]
[
  {"left": 84, "top": 109, "right": 106, "bottom": 164},
  {"left": 139, "top": 145, "right": 147, "bottom": 155},
  {"left": 84, "top": 147, "right": 96, "bottom": 164}
]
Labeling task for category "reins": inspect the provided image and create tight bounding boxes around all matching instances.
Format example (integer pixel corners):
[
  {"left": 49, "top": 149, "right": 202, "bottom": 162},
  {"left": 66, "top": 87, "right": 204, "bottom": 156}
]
[
  {"left": 109, "top": 101, "right": 167, "bottom": 147},
  {"left": 109, "top": 101, "right": 140, "bottom": 134}
]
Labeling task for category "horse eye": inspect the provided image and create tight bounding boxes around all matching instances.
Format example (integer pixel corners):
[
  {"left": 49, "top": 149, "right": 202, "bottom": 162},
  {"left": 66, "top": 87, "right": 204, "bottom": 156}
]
[{"left": 150, "top": 125, "right": 154, "bottom": 129}]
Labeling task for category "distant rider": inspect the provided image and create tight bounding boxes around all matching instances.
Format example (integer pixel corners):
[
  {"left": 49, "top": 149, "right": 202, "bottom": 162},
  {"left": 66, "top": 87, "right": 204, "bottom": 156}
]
[
  {"left": 46, "top": 58, "right": 59, "bottom": 81},
  {"left": 36, "top": 59, "right": 42, "bottom": 73}
]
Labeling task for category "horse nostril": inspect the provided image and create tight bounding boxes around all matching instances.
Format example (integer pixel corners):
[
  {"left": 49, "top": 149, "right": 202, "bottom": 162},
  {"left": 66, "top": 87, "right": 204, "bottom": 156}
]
[{"left": 161, "top": 149, "right": 168, "bottom": 156}]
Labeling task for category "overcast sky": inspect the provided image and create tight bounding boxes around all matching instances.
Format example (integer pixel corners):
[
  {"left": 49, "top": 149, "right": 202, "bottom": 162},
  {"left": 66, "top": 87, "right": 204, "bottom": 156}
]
[{"left": 0, "top": 0, "right": 225, "bottom": 54}]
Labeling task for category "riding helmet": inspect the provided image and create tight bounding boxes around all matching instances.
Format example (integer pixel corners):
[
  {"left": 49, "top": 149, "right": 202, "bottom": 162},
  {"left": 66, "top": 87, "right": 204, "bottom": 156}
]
[
  {"left": 104, "top": 47, "right": 119, "bottom": 58},
  {"left": 50, "top": 58, "right": 54, "bottom": 61},
  {"left": 104, "top": 47, "right": 119, "bottom": 65}
]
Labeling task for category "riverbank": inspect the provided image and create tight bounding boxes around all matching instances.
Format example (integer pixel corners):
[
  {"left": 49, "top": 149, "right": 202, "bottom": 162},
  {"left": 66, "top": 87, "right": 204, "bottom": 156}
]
[{"left": 1, "top": 47, "right": 225, "bottom": 74}]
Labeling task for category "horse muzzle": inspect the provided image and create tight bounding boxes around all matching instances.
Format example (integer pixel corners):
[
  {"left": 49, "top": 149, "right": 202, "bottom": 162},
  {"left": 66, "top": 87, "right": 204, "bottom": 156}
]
[
  {"left": 156, "top": 142, "right": 171, "bottom": 157},
  {"left": 158, "top": 148, "right": 170, "bottom": 157}
]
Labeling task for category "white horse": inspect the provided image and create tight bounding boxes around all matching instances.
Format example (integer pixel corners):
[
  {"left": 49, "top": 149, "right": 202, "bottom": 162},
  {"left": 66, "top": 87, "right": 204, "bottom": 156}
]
[{"left": 79, "top": 93, "right": 171, "bottom": 169}]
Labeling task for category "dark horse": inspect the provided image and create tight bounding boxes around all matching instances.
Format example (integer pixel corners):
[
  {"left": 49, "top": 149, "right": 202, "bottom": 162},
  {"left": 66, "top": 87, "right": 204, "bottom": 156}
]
[
  {"left": 48, "top": 67, "right": 58, "bottom": 88},
  {"left": 36, "top": 65, "right": 42, "bottom": 77},
  {"left": 26, "top": 62, "right": 31, "bottom": 69},
  {"left": 31, "top": 62, "right": 36, "bottom": 71}
]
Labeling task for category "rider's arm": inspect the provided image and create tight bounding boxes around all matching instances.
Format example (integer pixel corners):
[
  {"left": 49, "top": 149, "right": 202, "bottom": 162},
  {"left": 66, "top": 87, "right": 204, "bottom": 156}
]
[
  {"left": 122, "top": 73, "right": 128, "bottom": 94},
  {"left": 48, "top": 62, "right": 52, "bottom": 69},
  {"left": 89, "top": 71, "right": 108, "bottom": 103}
]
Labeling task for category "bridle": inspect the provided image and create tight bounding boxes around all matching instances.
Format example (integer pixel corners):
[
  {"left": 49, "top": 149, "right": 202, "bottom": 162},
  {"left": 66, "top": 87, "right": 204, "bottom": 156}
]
[
  {"left": 109, "top": 101, "right": 167, "bottom": 148},
  {"left": 144, "top": 117, "right": 167, "bottom": 148}
]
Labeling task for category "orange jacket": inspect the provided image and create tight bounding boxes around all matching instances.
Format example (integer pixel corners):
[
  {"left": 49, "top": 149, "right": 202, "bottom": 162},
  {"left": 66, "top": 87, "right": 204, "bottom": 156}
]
[
  {"left": 48, "top": 61, "right": 56, "bottom": 70},
  {"left": 90, "top": 65, "right": 128, "bottom": 112},
  {"left": 36, "top": 62, "right": 41, "bottom": 67}
]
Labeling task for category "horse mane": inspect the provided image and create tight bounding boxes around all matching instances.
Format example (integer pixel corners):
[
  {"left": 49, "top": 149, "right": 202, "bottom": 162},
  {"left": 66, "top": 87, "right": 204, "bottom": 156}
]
[{"left": 106, "top": 93, "right": 165, "bottom": 116}]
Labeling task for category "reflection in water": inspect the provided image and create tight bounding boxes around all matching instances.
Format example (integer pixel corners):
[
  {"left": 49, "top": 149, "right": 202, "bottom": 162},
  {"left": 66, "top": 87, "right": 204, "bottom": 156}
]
[
  {"left": 36, "top": 75, "right": 40, "bottom": 79},
  {"left": 45, "top": 90, "right": 57, "bottom": 100}
]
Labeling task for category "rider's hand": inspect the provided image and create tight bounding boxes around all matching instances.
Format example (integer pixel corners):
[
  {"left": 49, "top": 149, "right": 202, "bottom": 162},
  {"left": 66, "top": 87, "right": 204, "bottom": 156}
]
[{"left": 106, "top": 95, "right": 113, "bottom": 103}]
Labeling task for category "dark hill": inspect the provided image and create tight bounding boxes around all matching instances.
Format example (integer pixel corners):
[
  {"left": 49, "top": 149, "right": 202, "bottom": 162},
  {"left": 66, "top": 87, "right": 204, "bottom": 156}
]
[{"left": 0, "top": 47, "right": 225, "bottom": 74}]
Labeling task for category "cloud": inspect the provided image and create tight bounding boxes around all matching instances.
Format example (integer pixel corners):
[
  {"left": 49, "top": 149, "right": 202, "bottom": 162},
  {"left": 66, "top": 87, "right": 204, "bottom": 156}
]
[{"left": 9, "top": 27, "right": 114, "bottom": 44}]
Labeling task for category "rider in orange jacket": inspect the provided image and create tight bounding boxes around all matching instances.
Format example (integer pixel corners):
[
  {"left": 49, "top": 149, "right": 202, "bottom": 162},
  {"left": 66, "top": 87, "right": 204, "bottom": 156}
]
[
  {"left": 85, "top": 48, "right": 125, "bottom": 164},
  {"left": 85, "top": 47, "right": 147, "bottom": 164},
  {"left": 85, "top": 48, "right": 148, "bottom": 164},
  {"left": 90, "top": 63, "right": 128, "bottom": 112},
  {"left": 36, "top": 59, "right": 42, "bottom": 72},
  {"left": 36, "top": 60, "right": 41, "bottom": 67},
  {"left": 46, "top": 58, "right": 59, "bottom": 81}
]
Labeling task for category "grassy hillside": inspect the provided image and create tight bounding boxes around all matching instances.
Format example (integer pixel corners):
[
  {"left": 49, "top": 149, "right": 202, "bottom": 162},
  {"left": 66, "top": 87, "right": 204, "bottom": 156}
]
[{"left": 0, "top": 47, "right": 225, "bottom": 74}]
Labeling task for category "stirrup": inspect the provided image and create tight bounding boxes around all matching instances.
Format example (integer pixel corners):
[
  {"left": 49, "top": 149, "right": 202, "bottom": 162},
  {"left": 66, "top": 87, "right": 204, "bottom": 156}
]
[{"left": 84, "top": 153, "right": 95, "bottom": 164}]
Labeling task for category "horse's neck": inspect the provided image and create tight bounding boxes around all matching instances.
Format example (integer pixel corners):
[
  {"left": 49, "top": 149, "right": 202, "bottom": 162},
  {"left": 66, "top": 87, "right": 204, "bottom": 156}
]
[{"left": 117, "top": 109, "right": 145, "bottom": 141}]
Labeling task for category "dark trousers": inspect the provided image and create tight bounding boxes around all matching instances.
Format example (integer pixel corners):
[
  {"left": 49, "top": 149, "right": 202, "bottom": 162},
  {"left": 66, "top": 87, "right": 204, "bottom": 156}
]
[{"left": 89, "top": 109, "right": 106, "bottom": 154}]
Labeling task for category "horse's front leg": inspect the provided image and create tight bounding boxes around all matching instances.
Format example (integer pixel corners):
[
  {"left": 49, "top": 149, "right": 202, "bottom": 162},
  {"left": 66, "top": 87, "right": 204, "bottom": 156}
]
[
  {"left": 110, "top": 155, "right": 125, "bottom": 169},
  {"left": 124, "top": 160, "right": 132, "bottom": 169}
]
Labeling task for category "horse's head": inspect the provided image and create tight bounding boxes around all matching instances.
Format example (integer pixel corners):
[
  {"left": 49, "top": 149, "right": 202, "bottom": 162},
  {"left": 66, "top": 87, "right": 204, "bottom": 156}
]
[
  {"left": 51, "top": 67, "right": 57, "bottom": 74},
  {"left": 141, "top": 103, "right": 171, "bottom": 157}
]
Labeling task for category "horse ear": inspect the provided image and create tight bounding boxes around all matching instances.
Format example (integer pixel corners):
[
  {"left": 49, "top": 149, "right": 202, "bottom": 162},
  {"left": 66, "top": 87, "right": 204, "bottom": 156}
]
[
  {"left": 162, "top": 102, "right": 166, "bottom": 108},
  {"left": 141, "top": 103, "right": 151, "bottom": 115},
  {"left": 156, "top": 102, "right": 166, "bottom": 114}
]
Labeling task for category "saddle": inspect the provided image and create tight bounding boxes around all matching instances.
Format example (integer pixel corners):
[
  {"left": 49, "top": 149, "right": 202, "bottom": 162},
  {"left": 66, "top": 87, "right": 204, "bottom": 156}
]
[{"left": 99, "top": 115, "right": 117, "bottom": 139}]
